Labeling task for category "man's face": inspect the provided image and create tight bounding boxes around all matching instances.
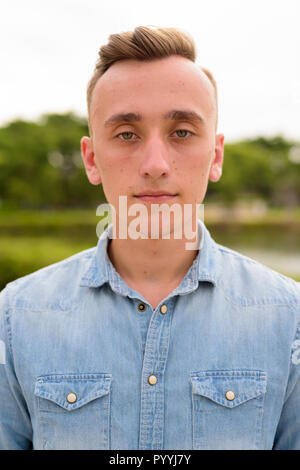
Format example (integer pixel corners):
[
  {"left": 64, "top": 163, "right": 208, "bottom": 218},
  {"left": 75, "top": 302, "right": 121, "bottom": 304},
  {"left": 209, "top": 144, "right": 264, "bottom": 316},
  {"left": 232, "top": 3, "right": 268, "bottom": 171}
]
[{"left": 81, "top": 56, "right": 224, "bottom": 230}]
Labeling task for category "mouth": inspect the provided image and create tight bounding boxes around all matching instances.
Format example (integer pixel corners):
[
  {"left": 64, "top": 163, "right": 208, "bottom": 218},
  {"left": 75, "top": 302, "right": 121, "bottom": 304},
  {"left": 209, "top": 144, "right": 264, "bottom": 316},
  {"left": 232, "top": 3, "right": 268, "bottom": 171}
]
[{"left": 134, "top": 191, "right": 178, "bottom": 203}]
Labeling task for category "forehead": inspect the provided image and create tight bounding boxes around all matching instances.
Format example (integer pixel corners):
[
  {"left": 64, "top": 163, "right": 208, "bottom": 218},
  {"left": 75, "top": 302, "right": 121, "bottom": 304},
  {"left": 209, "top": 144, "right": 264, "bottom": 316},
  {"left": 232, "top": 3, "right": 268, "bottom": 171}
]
[{"left": 90, "top": 56, "right": 216, "bottom": 126}]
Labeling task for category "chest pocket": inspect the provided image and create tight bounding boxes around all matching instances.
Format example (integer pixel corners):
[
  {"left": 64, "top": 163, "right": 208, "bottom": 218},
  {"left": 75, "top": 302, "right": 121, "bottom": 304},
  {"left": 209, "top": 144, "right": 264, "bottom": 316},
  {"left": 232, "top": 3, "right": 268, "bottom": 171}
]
[
  {"left": 34, "top": 373, "right": 112, "bottom": 450},
  {"left": 191, "top": 370, "right": 267, "bottom": 450}
]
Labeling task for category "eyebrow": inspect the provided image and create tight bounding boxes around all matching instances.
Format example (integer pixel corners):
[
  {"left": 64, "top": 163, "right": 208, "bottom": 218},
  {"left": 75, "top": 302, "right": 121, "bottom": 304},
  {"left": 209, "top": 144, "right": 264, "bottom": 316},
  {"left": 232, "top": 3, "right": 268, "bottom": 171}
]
[
  {"left": 104, "top": 109, "right": 204, "bottom": 128},
  {"left": 164, "top": 109, "right": 204, "bottom": 124},
  {"left": 104, "top": 112, "right": 142, "bottom": 128}
]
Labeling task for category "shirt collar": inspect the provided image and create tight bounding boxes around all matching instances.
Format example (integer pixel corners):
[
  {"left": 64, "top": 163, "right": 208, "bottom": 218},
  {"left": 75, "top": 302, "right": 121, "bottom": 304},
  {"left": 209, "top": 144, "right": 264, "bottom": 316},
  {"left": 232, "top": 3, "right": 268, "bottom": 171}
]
[{"left": 80, "top": 219, "right": 219, "bottom": 294}]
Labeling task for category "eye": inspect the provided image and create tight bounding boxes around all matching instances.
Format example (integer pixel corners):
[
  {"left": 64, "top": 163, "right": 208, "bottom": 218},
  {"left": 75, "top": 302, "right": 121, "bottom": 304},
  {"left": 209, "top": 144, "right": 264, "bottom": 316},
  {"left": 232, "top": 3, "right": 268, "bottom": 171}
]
[
  {"left": 117, "top": 132, "right": 137, "bottom": 141},
  {"left": 174, "top": 129, "right": 192, "bottom": 139}
]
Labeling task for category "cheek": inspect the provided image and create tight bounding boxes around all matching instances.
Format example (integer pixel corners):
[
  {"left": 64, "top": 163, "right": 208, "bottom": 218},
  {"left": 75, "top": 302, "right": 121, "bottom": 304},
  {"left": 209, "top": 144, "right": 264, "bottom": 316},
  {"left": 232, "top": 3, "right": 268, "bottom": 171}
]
[
  {"left": 94, "top": 146, "right": 126, "bottom": 178},
  {"left": 191, "top": 147, "right": 214, "bottom": 177},
  {"left": 179, "top": 156, "right": 211, "bottom": 179},
  {"left": 99, "top": 146, "right": 137, "bottom": 173}
]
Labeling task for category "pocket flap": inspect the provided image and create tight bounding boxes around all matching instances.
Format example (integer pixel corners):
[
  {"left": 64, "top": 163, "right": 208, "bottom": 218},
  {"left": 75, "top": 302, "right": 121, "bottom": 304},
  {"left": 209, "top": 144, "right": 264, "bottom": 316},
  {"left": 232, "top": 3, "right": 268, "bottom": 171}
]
[
  {"left": 35, "top": 373, "right": 112, "bottom": 411},
  {"left": 191, "top": 370, "right": 267, "bottom": 408}
]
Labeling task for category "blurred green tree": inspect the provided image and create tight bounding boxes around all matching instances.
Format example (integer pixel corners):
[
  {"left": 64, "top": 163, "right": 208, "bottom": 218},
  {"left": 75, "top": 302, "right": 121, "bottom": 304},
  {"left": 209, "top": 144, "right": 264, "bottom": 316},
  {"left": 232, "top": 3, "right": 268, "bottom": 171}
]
[
  {"left": 0, "top": 113, "right": 299, "bottom": 209},
  {"left": 0, "top": 113, "right": 105, "bottom": 209}
]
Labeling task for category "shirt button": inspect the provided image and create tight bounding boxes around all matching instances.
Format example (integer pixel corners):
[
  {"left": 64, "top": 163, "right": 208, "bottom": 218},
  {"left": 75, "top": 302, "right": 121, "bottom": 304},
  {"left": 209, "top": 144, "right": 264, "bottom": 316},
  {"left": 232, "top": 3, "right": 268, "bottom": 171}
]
[
  {"left": 66, "top": 392, "right": 77, "bottom": 403},
  {"left": 160, "top": 304, "right": 167, "bottom": 314},
  {"left": 148, "top": 374, "right": 158, "bottom": 386},
  {"left": 225, "top": 390, "right": 235, "bottom": 401},
  {"left": 138, "top": 303, "right": 146, "bottom": 312}
]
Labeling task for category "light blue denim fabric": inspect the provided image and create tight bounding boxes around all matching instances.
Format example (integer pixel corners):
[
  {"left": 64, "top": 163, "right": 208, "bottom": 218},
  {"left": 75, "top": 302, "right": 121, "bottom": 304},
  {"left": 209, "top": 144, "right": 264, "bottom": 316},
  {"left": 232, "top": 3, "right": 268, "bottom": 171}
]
[{"left": 0, "top": 220, "right": 300, "bottom": 450}]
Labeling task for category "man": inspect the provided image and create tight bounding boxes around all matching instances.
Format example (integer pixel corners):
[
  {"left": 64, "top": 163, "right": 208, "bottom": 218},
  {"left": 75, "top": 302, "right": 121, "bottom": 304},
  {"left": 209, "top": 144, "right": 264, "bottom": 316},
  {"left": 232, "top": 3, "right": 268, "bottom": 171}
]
[{"left": 0, "top": 26, "right": 299, "bottom": 450}]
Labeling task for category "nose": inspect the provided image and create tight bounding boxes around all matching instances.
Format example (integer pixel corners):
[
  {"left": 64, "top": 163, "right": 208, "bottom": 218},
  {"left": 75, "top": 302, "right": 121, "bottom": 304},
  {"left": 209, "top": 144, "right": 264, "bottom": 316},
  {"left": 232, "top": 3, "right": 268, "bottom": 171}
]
[{"left": 139, "top": 136, "right": 171, "bottom": 180}]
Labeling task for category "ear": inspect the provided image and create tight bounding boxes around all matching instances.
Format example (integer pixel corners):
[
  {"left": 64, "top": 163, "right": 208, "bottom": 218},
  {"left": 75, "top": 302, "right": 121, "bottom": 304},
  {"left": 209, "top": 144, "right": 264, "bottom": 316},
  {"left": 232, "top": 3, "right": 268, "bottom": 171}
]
[
  {"left": 209, "top": 133, "right": 224, "bottom": 182},
  {"left": 80, "top": 136, "right": 102, "bottom": 185}
]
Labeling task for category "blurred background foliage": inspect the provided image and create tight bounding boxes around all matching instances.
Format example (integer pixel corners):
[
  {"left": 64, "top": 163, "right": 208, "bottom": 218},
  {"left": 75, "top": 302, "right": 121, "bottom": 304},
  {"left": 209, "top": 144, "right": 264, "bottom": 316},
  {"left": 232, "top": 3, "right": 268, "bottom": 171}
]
[
  {"left": 0, "top": 112, "right": 299, "bottom": 290},
  {"left": 0, "top": 112, "right": 299, "bottom": 209},
  {"left": 0, "top": 113, "right": 105, "bottom": 209}
]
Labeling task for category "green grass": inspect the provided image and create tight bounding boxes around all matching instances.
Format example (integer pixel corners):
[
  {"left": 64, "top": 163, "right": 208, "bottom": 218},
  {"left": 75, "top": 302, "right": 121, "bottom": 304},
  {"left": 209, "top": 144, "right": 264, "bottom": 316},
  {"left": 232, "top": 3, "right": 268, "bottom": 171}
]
[
  {"left": 0, "top": 208, "right": 299, "bottom": 290},
  {"left": 1, "top": 206, "right": 300, "bottom": 228},
  {"left": 0, "top": 209, "right": 98, "bottom": 234},
  {"left": 0, "top": 235, "right": 96, "bottom": 290}
]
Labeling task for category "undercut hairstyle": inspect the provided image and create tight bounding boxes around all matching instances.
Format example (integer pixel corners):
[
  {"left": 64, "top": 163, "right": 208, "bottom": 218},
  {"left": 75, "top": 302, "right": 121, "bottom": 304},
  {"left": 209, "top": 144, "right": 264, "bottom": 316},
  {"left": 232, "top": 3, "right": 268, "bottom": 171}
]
[{"left": 86, "top": 26, "right": 218, "bottom": 134}]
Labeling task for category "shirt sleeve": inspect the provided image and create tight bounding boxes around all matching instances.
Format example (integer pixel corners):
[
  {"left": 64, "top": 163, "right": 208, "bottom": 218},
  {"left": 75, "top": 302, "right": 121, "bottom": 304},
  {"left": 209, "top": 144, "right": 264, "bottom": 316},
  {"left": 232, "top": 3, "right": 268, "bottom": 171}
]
[
  {"left": 0, "top": 287, "right": 33, "bottom": 450},
  {"left": 273, "top": 320, "right": 300, "bottom": 450}
]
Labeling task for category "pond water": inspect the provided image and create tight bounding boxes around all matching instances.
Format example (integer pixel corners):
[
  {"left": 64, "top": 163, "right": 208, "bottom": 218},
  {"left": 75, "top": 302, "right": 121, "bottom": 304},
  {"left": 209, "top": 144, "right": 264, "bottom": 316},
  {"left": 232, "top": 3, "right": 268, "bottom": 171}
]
[
  {"left": 210, "top": 226, "right": 300, "bottom": 281},
  {"left": 229, "top": 247, "right": 300, "bottom": 280}
]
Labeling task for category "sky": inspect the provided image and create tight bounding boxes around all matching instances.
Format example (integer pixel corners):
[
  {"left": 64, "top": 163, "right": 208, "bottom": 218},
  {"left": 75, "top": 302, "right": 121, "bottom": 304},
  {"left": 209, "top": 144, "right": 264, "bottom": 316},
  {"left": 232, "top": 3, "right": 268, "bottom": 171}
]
[{"left": 0, "top": 0, "right": 299, "bottom": 141}]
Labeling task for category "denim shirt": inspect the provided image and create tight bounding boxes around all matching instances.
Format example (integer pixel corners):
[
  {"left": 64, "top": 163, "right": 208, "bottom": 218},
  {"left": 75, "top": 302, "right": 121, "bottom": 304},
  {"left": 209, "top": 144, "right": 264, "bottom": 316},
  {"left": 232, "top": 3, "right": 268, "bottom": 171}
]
[{"left": 0, "top": 221, "right": 300, "bottom": 450}]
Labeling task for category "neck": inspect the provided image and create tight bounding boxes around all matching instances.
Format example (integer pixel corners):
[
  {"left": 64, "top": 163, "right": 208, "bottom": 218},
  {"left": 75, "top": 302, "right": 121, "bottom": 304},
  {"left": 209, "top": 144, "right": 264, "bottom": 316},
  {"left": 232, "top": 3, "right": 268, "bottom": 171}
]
[
  {"left": 108, "top": 236, "right": 198, "bottom": 285},
  {"left": 106, "top": 218, "right": 201, "bottom": 309}
]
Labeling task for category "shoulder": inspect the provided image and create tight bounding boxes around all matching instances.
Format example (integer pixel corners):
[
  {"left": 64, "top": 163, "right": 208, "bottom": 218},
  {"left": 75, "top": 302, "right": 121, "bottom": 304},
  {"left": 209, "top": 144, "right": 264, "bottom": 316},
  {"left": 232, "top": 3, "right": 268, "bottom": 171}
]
[
  {"left": 1, "top": 246, "right": 97, "bottom": 312},
  {"left": 213, "top": 241, "right": 300, "bottom": 308}
]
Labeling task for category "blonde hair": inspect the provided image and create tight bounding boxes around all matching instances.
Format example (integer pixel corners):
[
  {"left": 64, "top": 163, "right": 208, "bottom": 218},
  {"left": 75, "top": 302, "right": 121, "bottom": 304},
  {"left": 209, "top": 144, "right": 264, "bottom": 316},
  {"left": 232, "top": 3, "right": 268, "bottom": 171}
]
[{"left": 87, "top": 26, "right": 218, "bottom": 132}]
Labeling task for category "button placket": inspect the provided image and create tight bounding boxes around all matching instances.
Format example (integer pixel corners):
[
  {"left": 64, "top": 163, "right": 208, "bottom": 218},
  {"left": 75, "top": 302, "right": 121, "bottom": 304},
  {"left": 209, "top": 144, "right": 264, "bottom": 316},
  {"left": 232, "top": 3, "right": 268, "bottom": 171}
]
[
  {"left": 160, "top": 304, "right": 167, "bottom": 314},
  {"left": 148, "top": 374, "right": 158, "bottom": 386},
  {"left": 139, "top": 299, "right": 174, "bottom": 450}
]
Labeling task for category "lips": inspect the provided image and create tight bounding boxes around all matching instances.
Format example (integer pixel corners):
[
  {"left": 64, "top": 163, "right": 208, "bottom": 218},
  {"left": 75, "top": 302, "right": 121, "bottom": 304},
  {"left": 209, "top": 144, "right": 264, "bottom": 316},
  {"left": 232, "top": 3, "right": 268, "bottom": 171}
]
[
  {"left": 134, "top": 191, "right": 178, "bottom": 202},
  {"left": 136, "top": 191, "right": 177, "bottom": 197}
]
